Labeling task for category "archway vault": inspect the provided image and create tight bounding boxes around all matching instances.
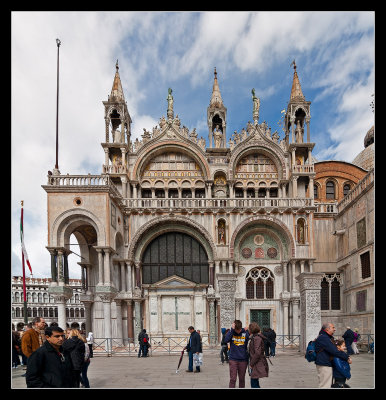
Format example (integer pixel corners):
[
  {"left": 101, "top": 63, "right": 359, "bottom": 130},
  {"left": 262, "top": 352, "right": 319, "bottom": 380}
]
[
  {"left": 128, "top": 215, "right": 217, "bottom": 263},
  {"left": 230, "top": 215, "right": 296, "bottom": 261}
]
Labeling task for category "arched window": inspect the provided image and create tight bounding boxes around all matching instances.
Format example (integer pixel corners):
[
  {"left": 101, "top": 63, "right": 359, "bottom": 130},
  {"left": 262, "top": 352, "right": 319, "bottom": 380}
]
[
  {"left": 331, "top": 278, "right": 341, "bottom": 310},
  {"left": 80, "top": 308, "right": 85, "bottom": 318},
  {"left": 15, "top": 292, "right": 20, "bottom": 302},
  {"left": 44, "top": 308, "right": 48, "bottom": 317},
  {"left": 32, "top": 292, "right": 37, "bottom": 303},
  {"left": 321, "top": 278, "right": 329, "bottom": 310},
  {"left": 33, "top": 307, "right": 37, "bottom": 317},
  {"left": 49, "top": 308, "right": 54, "bottom": 317},
  {"left": 142, "top": 232, "right": 209, "bottom": 284},
  {"left": 70, "top": 308, "right": 75, "bottom": 318},
  {"left": 54, "top": 308, "right": 58, "bottom": 318},
  {"left": 38, "top": 293, "right": 42, "bottom": 303},
  {"left": 43, "top": 293, "right": 48, "bottom": 303},
  {"left": 343, "top": 183, "right": 351, "bottom": 197},
  {"left": 66, "top": 308, "right": 69, "bottom": 318},
  {"left": 16, "top": 308, "right": 20, "bottom": 317},
  {"left": 245, "top": 268, "right": 275, "bottom": 299},
  {"left": 75, "top": 308, "right": 80, "bottom": 318},
  {"left": 314, "top": 184, "right": 318, "bottom": 199},
  {"left": 326, "top": 181, "right": 335, "bottom": 200}
]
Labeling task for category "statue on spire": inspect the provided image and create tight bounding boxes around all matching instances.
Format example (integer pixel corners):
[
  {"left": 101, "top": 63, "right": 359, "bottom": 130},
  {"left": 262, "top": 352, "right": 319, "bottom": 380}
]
[
  {"left": 167, "top": 88, "right": 174, "bottom": 120},
  {"left": 252, "top": 88, "right": 260, "bottom": 123}
]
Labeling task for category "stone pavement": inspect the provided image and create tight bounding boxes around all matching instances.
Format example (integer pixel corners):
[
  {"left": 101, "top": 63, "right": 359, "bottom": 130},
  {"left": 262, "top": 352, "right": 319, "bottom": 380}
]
[{"left": 11, "top": 349, "right": 375, "bottom": 389}]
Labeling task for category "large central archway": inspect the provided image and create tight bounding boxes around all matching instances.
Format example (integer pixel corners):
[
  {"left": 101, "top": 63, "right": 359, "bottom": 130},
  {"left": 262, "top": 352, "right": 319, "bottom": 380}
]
[{"left": 142, "top": 232, "right": 209, "bottom": 284}]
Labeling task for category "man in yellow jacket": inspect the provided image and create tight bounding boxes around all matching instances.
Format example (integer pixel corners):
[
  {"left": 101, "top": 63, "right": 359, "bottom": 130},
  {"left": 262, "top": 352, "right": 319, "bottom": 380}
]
[{"left": 21, "top": 317, "right": 46, "bottom": 376}]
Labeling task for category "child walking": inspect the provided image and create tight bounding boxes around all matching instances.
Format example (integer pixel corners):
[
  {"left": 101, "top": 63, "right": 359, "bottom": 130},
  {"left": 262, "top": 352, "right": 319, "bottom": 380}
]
[{"left": 331, "top": 339, "right": 352, "bottom": 388}]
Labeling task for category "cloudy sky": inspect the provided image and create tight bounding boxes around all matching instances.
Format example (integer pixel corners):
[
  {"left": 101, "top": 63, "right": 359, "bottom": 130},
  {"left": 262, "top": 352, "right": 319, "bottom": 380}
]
[{"left": 11, "top": 11, "right": 374, "bottom": 279}]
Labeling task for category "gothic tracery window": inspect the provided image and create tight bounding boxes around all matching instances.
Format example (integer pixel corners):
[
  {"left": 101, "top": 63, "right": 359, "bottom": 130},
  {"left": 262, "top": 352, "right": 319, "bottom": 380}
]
[
  {"left": 245, "top": 268, "right": 275, "bottom": 299},
  {"left": 326, "top": 181, "right": 335, "bottom": 199},
  {"left": 321, "top": 274, "right": 341, "bottom": 310}
]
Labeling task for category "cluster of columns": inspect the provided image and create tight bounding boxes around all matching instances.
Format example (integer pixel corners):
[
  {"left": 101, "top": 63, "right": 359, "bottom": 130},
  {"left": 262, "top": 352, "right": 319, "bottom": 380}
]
[{"left": 280, "top": 259, "right": 314, "bottom": 338}]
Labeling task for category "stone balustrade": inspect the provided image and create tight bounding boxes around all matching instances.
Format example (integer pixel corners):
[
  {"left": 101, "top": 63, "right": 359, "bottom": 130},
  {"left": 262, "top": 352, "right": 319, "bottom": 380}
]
[
  {"left": 47, "top": 174, "right": 110, "bottom": 186},
  {"left": 124, "top": 197, "right": 315, "bottom": 210},
  {"left": 337, "top": 169, "right": 374, "bottom": 213},
  {"left": 292, "top": 164, "right": 314, "bottom": 174},
  {"left": 315, "top": 202, "right": 338, "bottom": 214}
]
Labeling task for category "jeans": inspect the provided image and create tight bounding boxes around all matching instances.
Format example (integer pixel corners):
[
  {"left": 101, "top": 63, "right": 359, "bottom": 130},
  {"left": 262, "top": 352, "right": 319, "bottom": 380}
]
[
  {"left": 251, "top": 378, "right": 260, "bottom": 388},
  {"left": 138, "top": 344, "right": 148, "bottom": 357},
  {"left": 220, "top": 346, "right": 229, "bottom": 363},
  {"left": 228, "top": 360, "right": 248, "bottom": 388},
  {"left": 270, "top": 342, "right": 276, "bottom": 356},
  {"left": 80, "top": 360, "right": 90, "bottom": 388},
  {"left": 345, "top": 341, "right": 354, "bottom": 355},
  {"left": 188, "top": 351, "right": 200, "bottom": 372}
]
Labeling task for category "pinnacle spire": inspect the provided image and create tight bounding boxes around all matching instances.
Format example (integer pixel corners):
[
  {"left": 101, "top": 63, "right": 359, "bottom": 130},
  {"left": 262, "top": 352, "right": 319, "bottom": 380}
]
[
  {"left": 210, "top": 67, "right": 224, "bottom": 108},
  {"left": 290, "top": 60, "right": 305, "bottom": 101},
  {"left": 110, "top": 59, "right": 125, "bottom": 101}
]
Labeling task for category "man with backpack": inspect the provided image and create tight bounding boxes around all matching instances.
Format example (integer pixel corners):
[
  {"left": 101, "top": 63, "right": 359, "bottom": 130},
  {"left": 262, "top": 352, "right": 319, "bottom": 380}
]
[{"left": 313, "top": 322, "right": 351, "bottom": 388}]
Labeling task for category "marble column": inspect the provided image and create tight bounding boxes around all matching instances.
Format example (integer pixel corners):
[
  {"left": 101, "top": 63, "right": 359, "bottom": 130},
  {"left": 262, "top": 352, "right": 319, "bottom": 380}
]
[
  {"left": 292, "top": 298, "right": 300, "bottom": 336},
  {"left": 120, "top": 261, "right": 126, "bottom": 292},
  {"left": 296, "top": 272, "right": 324, "bottom": 352},
  {"left": 104, "top": 248, "right": 111, "bottom": 285},
  {"left": 133, "top": 299, "right": 143, "bottom": 344},
  {"left": 281, "top": 297, "right": 290, "bottom": 338},
  {"left": 126, "top": 300, "right": 134, "bottom": 343},
  {"left": 100, "top": 294, "right": 113, "bottom": 354},
  {"left": 96, "top": 248, "right": 104, "bottom": 285},
  {"left": 208, "top": 298, "right": 216, "bottom": 345},
  {"left": 209, "top": 262, "right": 214, "bottom": 287},
  {"left": 126, "top": 261, "right": 132, "bottom": 293},
  {"left": 115, "top": 299, "right": 123, "bottom": 345}
]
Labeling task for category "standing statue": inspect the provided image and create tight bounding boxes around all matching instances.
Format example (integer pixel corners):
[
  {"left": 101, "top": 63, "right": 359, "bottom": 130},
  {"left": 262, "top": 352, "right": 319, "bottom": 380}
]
[
  {"left": 213, "top": 125, "right": 223, "bottom": 148},
  {"left": 167, "top": 88, "right": 174, "bottom": 112},
  {"left": 252, "top": 88, "right": 260, "bottom": 122}
]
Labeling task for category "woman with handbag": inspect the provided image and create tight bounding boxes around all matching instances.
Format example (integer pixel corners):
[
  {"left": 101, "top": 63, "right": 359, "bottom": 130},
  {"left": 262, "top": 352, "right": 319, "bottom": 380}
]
[{"left": 247, "top": 322, "right": 269, "bottom": 388}]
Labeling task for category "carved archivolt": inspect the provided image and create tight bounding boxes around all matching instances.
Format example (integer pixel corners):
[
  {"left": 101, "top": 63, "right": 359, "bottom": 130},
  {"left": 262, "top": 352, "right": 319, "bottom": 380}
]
[{"left": 128, "top": 215, "right": 217, "bottom": 262}]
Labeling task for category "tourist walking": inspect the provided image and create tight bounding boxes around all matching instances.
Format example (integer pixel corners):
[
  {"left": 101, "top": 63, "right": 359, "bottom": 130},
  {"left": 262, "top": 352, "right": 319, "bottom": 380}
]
[
  {"left": 20, "top": 317, "right": 46, "bottom": 377},
  {"left": 331, "top": 339, "right": 352, "bottom": 388},
  {"left": 315, "top": 322, "right": 350, "bottom": 388},
  {"left": 267, "top": 328, "right": 277, "bottom": 357},
  {"left": 342, "top": 326, "right": 355, "bottom": 355},
  {"left": 80, "top": 339, "right": 91, "bottom": 388},
  {"left": 351, "top": 328, "right": 360, "bottom": 354},
  {"left": 183, "top": 326, "right": 201, "bottom": 373},
  {"left": 138, "top": 329, "right": 150, "bottom": 357},
  {"left": 86, "top": 331, "right": 94, "bottom": 358},
  {"left": 12, "top": 330, "right": 21, "bottom": 368},
  {"left": 219, "top": 328, "right": 229, "bottom": 364},
  {"left": 224, "top": 319, "right": 250, "bottom": 388},
  {"left": 62, "top": 328, "right": 86, "bottom": 388},
  {"left": 261, "top": 328, "right": 271, "bottom": 357},
  {"left": 247, "top": 322, "right": 269, "bottom": 388},
  {"left": 25, "top": 326, "right": 74, "bottom": 388}
]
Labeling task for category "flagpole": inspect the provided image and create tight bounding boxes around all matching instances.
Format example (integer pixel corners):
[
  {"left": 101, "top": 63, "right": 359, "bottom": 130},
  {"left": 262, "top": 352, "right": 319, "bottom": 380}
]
[
  {"left": 21, "top": 201, "right": 28, "bottom": 325},
  {"left": 55, "top": 38, "right": 61, "bottom": 171}
]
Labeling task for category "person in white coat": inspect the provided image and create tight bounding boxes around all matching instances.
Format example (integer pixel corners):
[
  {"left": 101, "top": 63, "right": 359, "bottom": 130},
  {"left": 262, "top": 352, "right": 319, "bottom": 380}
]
[{"left": 86, "top": 332, "right": 94, "bottom": 358}]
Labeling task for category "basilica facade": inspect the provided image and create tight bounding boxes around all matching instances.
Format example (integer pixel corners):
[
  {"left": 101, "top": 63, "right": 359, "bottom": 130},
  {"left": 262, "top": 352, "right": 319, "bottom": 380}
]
[{"left": 42, "top": 62, "right": 374, "bottom": 350}]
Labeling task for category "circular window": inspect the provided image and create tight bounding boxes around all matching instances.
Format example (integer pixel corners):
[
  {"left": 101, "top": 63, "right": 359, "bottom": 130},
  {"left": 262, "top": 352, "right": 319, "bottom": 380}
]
[{"left": 73, "top": 197, "right": 82, "bottom": 206}]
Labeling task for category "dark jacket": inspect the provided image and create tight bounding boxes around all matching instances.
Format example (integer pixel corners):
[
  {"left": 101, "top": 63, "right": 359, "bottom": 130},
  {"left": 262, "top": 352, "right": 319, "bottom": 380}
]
[
  {"left": 62, "top": 336, "right": 85, "bottom": 371},
  {"left": 138, "top": 330, "right": 149, "bottom": 346},
  {"left": 315, "top": 330, "right": 349, "bottom": 367},
  {"left": 186, "top": 330, "right": 201, "bottom": 353},
  {"left": 266, "top": 329, "right": 276, "bottom": 343},
  {"left": 332, "top": 356, "right": 351, "bottom": 380},
  {"left": 342, "top": 329, "right": 355, "bottom": 344},
  {"left": 221, "top": 328, "right": 228, "bottom": 346},
  {"left": 26, "top": 340, "right": 74, "bottom": 388},
  {"left": 248, "top": 333, "right": 269, "bottom": 379},
  {"left": 224, "top": 328, "right": 250, "bottom": 361}
]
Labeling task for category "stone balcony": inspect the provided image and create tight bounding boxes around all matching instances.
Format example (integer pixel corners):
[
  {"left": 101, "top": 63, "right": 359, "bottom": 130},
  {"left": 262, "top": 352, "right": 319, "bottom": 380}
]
[
  {"left": 291, "top": 164, "right": 315, "bottom": 174},
  {"left": 124, "top": 197, "right": 316, "bottom": 213}
]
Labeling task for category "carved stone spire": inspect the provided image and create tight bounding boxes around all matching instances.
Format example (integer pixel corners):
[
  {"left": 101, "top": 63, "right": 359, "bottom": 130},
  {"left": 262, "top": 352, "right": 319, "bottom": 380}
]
[
  {"left": 290, "top": 60, "right": 305, "bottom": 101},
  {"left": 209, "top": 67, "right": 225, "bottom": 109},
  {"left": 110, "top": 59, "right": 125, "bottom": 101}
]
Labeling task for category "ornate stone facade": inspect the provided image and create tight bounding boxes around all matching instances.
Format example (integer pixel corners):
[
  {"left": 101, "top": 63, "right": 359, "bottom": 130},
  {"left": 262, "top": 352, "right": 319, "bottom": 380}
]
[{"left": 41, "top": 62, "right": 374, "bottom": 348}]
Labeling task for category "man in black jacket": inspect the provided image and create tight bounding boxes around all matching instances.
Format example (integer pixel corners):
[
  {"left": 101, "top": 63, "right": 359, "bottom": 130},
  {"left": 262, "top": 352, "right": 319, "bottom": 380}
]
[
  {"left": 26, "top": 326, "right": 74, "bottom": 388},
  {"left": 342, "top": 327, "right": 355, "bottom": 355},
  {"left": 315, "top": 322, "right": 351, "bottom": 388},
  {"left": 184, "top": 326, "right": 201, "bottom": 373}
]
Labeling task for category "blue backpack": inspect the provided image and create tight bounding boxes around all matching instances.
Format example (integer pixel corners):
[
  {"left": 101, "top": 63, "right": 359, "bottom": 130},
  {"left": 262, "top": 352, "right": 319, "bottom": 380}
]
[{"left": 305, "top": 337, "right": 323, "bottom": 362}]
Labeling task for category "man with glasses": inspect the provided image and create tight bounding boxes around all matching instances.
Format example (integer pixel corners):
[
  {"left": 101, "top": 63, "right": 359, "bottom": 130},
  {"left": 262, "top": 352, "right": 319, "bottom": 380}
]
[
  {"left": 315, "top": 322, "right": 351, "bottom": 388},
  {"left": 25, "top": 326, "right": 75, "bottom": 388}
]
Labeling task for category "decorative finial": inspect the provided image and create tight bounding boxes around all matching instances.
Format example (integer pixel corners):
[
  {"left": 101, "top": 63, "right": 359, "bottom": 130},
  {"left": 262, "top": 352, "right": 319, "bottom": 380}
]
[
  {"left": 214, "top": 67, "right": 217, "bottom": 78},
  {"left": 116, "top": 59, "right": 119, "bottom": 71},
  {"left": 290, "top": 59, "right": 296, "bottom": 70}
]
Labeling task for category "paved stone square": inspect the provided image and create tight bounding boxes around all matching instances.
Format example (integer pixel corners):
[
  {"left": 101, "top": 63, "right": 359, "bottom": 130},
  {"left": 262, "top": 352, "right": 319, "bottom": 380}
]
[{"left": 11, "top": 349, "right": 374, "bottom": 389}]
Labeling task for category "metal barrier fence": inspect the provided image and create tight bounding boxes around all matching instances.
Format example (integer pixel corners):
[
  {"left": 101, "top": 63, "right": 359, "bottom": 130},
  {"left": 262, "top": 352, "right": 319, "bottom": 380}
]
[
  {"left": 91, "top": 334, "right": 374, "bottom": 356},
  {"left": 91, "top": 334, "right": 301, "bottom": 356}
]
